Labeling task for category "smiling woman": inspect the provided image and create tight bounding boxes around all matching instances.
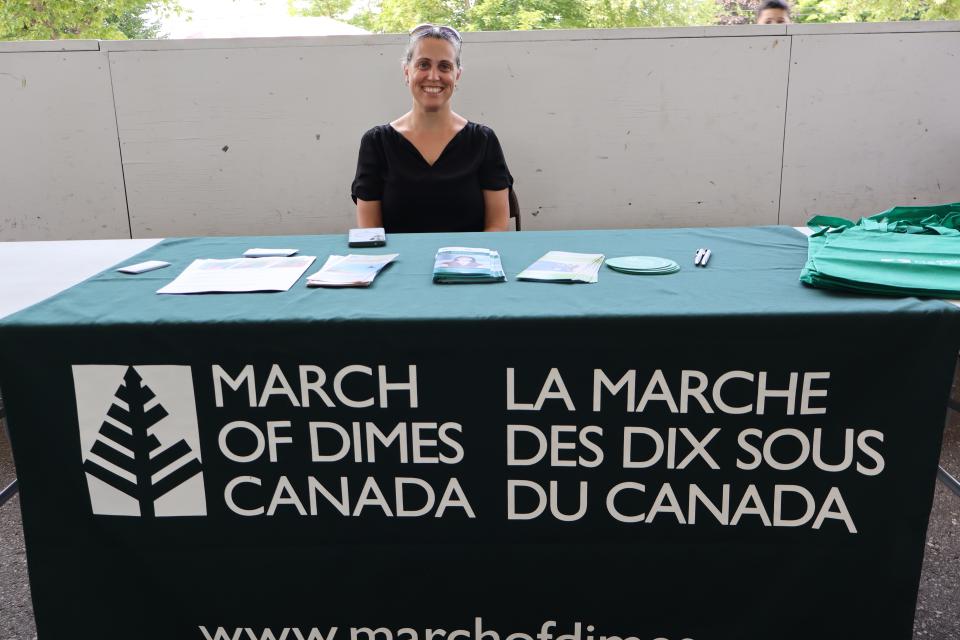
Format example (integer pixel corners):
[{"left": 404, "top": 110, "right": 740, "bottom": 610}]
[{"left": 351, "top": 24, "right": 514, "bottom": 233}]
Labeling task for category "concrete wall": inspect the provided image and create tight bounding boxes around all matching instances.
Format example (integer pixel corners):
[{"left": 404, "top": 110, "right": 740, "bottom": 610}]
[
  {"left": 0, "top": 41, "right": 128, "bottom": 240},
  {"left": 1, "top": 22, "right": 958, "bottom": 239},
  {"left": 780, "top": 28, "right": 960, "bottom": 225}
]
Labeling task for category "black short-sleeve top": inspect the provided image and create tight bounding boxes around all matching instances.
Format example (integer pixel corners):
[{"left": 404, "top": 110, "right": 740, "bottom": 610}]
[{"left": 351, "top": 122, "right": 513, "bottom": 233}]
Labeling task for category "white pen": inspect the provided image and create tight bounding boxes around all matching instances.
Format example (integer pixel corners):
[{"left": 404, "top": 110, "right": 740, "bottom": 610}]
[{"left": 700, "top": 249, "right": 712, "bottom": 267}]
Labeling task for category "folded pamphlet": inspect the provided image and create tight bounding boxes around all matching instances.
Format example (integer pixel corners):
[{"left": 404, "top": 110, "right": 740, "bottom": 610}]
[
  {"left": 306, "top": 253, "right": 398, "bottom": 287},
  {"left": 517, "top": 251, "right": 605, "bottom": 283},
  {"left": 433, "top": 247, "right": 506, "bottom": 283}
]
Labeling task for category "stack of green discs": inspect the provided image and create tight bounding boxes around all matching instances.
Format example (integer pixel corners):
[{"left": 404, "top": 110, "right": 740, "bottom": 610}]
[{"left": 605, "top": 256, "right": 680, "bottom": 275}]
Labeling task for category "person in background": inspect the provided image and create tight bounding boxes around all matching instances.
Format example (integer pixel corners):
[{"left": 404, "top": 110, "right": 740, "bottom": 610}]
[
  {"left": 352, "top": 24, "right": 513, "bottom": 233},
  {"left": 756, "top": 0, "right": 792, "bottom": 24}
]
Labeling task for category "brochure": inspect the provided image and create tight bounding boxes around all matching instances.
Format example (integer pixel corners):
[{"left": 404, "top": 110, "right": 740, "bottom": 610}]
[
  {"left": 517, "top": 251, "right": 605, "bottom": 283},
  {"left": 306, "top": 253, "right": 398, "bottom": 287},
  {"left": 157, "top": 256, "right": 316, "bottom": 294},
  {"left": 433, "top": 247, "right": 506, "bottom": 283}
]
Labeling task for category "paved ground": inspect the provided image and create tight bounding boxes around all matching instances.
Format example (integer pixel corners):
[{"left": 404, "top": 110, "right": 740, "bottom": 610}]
[
  {"left": 0, "top": 415, "right": 33, "bottom": 640},
  {"left": 913, "top": 361, "right": 960, "bottom": 639},
  {"left": 1, "top": 369, "right": 958, "bottom": 640}
]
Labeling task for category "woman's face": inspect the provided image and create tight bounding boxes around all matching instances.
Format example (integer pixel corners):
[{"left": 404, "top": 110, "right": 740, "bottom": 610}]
[{"left": 404, "top": 37, "right": 461, "bottom": 112}]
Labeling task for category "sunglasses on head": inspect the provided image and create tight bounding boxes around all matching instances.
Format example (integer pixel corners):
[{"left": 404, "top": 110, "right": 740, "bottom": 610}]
[{"left": 409, "top": 23, "right": 462, "bottom": 42}]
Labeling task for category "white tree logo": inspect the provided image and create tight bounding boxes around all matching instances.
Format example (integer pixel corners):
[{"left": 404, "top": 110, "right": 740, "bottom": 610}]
[{"left": 73, "top": 365, "right": 206, "bottom": 517}]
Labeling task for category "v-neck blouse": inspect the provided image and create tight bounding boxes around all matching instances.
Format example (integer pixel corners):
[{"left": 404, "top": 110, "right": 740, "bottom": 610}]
[{"left": 351, "top": 122, "right": 513, "bottom": 233}]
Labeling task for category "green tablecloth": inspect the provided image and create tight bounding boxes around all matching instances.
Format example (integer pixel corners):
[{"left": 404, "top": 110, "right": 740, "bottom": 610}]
[
  {"left": 5, "top": 226, "right": 953, "bottom": 327},
  {"left": 1, "top": 226, "right": 958, "bottom": 640}
]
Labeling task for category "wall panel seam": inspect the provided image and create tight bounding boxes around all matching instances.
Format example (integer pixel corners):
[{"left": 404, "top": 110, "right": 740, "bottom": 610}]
[
  {"left": 777, "top": 35, "right": 794, "bottom": 226},
  {"left": 105, "top": 51, "right": 133, "bottom": 239}
]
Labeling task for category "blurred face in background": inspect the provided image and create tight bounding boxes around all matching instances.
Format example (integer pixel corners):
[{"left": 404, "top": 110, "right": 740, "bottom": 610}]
[{"left": 757, "top": 8, "right": 791, "bottom": 23}]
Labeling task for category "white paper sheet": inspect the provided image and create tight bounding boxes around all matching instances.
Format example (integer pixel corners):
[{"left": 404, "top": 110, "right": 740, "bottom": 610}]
[{"left": 157, "top": 256, "right": 316, "bottom": 294}]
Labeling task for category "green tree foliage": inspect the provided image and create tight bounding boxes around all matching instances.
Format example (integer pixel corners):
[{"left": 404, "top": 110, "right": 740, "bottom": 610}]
[
  {"left": 5, "top": 0, "right": 957, "bottom": 42},
  {"left": 300, "top": 0, "right": 718, "bottom": 31},
  {"left": 793, "top": 0, "right": 960, "bottom": 22},
  {"left": 354, "top": 0, "right": 469, "bottom": 33},
  {"left": 714, "top": 0, "right": 760, "bottom": 24},
  {"left": 715, "top": 0, "right": 960, "bottom": 23},
  {"left": 466, "top": 0, "right": 586, "bottom": 31},
  {"left": 582, "top": 0, "right": 718, "bottom": 28},
  {"left": 0, "top": 0, "right": 177, "bottom": 41},
  {"left": 295, "top": 0, "right": 355, "bottom": 21},
  {"left": 301, "top": 0, "right": 960, "bottom": 31},
  {"left": 108, "top": 6, "right": 165, "bottom": 38}
]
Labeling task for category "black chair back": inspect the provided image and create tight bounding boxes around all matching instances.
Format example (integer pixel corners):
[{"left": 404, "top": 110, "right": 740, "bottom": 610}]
[{"left": 509, "top": 188, "right": 521, "bottom": 231}]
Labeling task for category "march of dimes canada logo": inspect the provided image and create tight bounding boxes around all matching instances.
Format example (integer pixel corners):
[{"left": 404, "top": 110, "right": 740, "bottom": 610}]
[{"left": 72, "top": 365, "right": 206, "bottom": 517}]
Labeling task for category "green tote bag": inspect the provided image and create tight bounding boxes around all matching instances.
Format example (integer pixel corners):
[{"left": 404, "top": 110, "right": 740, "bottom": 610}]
[{"left": 801, "top": 203, "right": 960, "bottom": 297}]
